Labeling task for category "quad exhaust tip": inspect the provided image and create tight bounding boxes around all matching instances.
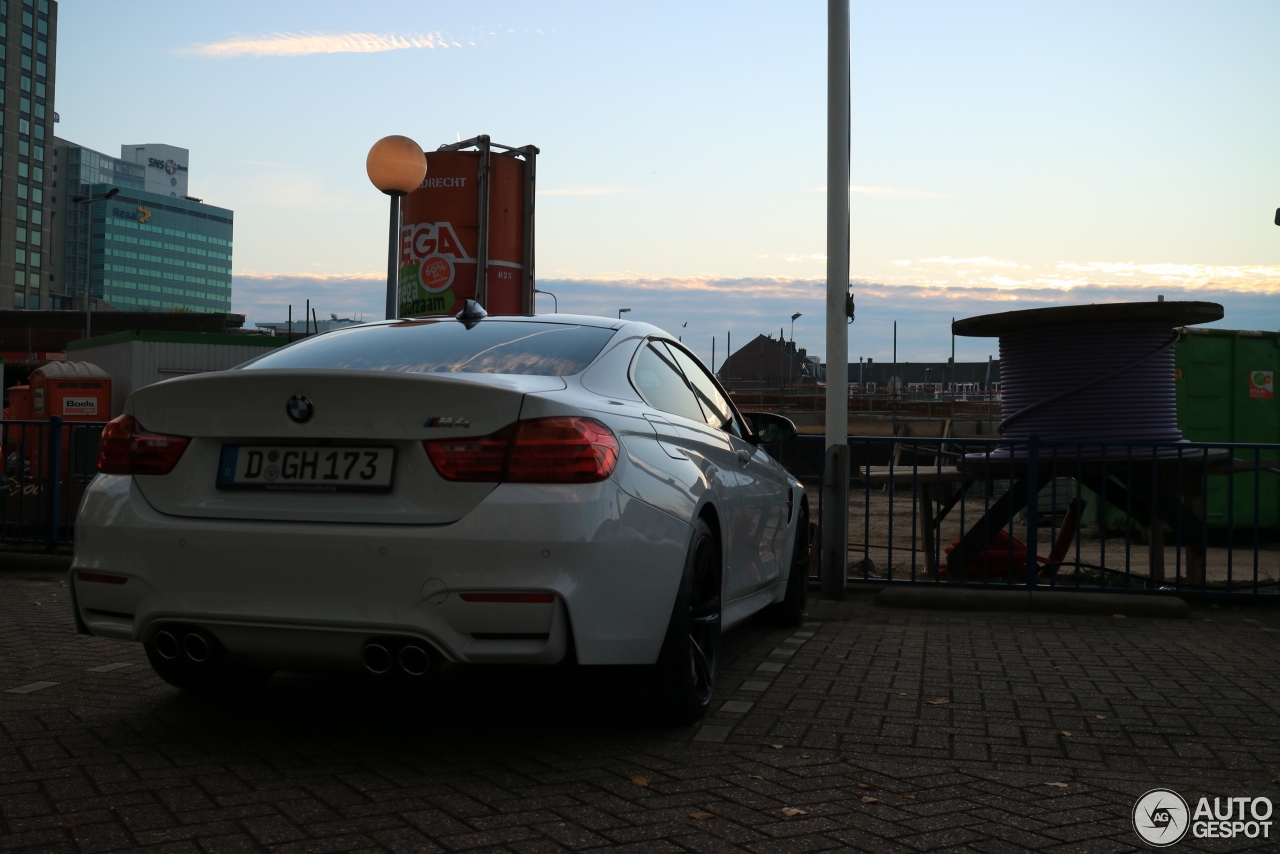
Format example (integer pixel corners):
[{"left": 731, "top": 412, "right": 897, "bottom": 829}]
[
  {"left": 363, "top": 640, "right": 436, "bottom": 676},
  {"left": 183, "top": 633, "right": 210, "bottom": 663},
  {"left": 154, "top": 630, "right": 179, "bottom": 660},
  {"left": 399, "top": 645, "right": 431, "bottom": 676},
  {"left": 362, "top": 643, "right": 392, "bottom": 674}
]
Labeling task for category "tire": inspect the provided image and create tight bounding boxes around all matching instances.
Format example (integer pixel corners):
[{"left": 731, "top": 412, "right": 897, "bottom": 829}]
[
  {"left": 637, "top": 516, "right": 722, "bottom": 725},
  {"left": 766, "top": 500, "right": 810, "bottom": 627},
  {"left": 145, "top": 635, "right": 272, "bottom": 694}
]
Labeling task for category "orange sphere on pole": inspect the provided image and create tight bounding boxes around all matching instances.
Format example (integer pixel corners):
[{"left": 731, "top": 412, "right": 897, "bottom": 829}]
[{"left": 366, "top": 135, "right": 427, "bottom": 196}]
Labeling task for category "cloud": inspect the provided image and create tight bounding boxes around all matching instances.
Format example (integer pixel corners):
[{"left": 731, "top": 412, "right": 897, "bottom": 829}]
[
  {"left": 813, "top": 185, "right": 950, "bottom": 198},
  {"left": 230, "top": 263, "right": 1280, "bottom": 365},
  {"left": 232, "top": 271, "right": 385, "bottom": 327},
  {"left": 188, "top": 32, "right": 458, "bottom": 58},
  {"left": 1053, "top": 261, "right": 1280, "bottom": 291},
  {"left": 918, "top": 256, "right": 1022, "bottom": 268},
  {"left": 539, "top": 187, "right": 643, "bottom": 197}
]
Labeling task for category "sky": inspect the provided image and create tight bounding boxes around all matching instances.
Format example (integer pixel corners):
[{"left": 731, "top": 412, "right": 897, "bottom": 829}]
[{"left": 54, "top": 1, "right": 1280, "bottom": 366}]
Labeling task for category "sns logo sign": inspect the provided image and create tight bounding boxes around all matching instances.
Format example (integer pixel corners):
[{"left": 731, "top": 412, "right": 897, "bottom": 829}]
[{"left": 1249, "top": 370, "right": 1274, "bottom": 399}]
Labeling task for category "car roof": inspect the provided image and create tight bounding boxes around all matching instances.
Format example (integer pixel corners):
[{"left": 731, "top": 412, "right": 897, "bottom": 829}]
[{"left": 338, "top": 314, "right": 673, "bottom": 338}]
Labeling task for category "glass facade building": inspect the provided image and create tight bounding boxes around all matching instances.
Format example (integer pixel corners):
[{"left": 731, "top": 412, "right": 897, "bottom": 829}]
[
  {"left": 93, "top": 187, "right": 233, "bottom": 312},
  {"left": 0, "top": 0, "right": 58, "bottom": 311},
  {"left": 54, "top": 142, "right": 234, "bottom": 313}
]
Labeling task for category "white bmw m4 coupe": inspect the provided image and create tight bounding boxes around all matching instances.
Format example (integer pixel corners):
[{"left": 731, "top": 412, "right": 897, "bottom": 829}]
[{"left": 71, "top": 307, "right": 810, "bottom": 722}]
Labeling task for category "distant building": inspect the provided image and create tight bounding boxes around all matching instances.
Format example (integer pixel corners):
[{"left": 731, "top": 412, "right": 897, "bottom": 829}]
[
  {"left": 255, "top": 315, "right": 365, "bottom": 336},
  {"left": 845, "top": 358, "right": 1002, "bottom": 392},
  {"left": 717, "top": 333, "right": 817, "bottom": 390},
  {"left": 0, "top": 0, "right": 59, "bottom": 311},
  {"left": 119, "top": 143, "right": 189, "bottom": 198},
  {"left": 51, "top": 139, "right": 233, "bottom": 313}
]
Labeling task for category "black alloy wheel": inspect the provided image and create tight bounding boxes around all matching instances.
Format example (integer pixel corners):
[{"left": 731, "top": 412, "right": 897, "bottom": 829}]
[
  {"left": 640, "top": 516, "right": 722, "bottom": 724},
  {"left": 686, "top": 523, "right": 721, "bottom": 707}
]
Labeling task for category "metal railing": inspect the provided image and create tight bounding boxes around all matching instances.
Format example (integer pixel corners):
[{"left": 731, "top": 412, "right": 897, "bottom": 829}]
[
  {"left": 0, "top": 418, "right": 107, "bottom": 549},
  {"left": 767, "top": 435, "right": 1280, "bottom": 598}
]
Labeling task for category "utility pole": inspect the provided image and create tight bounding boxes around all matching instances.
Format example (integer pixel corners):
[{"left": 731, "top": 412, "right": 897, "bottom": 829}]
[
  {"left": 892, "top": 321, "right": 897, "bottom": 397},
  {"left": 821, "top": 0, "right": 850, "bottom": 600},
  {"left": 950, "top": 316, "right": 956, "bottom": 395}
]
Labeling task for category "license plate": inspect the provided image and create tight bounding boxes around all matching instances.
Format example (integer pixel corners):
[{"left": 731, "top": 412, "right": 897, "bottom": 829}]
[{"left": 216, "top": 445, "right": 396, "bottom": 492}]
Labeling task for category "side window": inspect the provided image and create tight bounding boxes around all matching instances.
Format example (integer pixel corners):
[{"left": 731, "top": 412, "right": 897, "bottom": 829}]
[
  {"left": 632, "top": 342, "right": 705, "bottom": 423},
  {"left": 666, "top": 344, "right": 742, "bottom": 437}
]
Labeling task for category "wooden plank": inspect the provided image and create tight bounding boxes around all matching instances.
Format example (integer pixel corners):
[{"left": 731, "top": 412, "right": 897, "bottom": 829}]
[{"left": 921, "top": 481, "right": 937, "bottom": 576}]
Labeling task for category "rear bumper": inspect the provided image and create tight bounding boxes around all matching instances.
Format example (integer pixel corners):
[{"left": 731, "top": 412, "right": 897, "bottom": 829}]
[{"left": 73, "top": 475, "right": 690, "bottom": 667}]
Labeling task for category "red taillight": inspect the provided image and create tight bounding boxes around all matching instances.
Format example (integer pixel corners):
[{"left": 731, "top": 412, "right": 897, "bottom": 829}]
[
  {"left": 98, "top": 415, "right": 191, "bottom": 476},
  {"left": 424, "top": 417, "right": 618, "bottom": 484},
  {"left": 424, "top": 425, "right": 513, "bottom": 482},
  {"left": 507, "top": 417, "right": 619, "bottom": 483}
]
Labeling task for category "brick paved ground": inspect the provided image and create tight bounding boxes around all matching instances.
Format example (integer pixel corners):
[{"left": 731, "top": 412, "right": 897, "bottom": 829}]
[{"left": 4, "top": 568, "right": 1280, "bottom": 853}]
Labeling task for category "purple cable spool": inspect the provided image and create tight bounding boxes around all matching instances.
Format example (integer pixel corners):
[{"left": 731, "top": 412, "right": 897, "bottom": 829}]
[{"left": 952, "top": 301, "right": 1223, "bottom": 456}]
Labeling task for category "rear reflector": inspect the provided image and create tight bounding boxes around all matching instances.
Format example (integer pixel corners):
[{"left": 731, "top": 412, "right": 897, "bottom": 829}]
[
  {"left": 77, "top": 572, "right": 128, "bottom": 585},
  {"left": 459, "top": 592, "right": 555, "bottom": 603},
  {"left": 425, "top": 417, "right": 618, "bottom": 484},
  {"left": 98, "top": 415, "right": 191, "bottom": 476}
]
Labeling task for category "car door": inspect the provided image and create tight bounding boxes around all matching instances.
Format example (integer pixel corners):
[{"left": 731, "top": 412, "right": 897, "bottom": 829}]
[
  {"left": 630, "top": 340, "right": 749, "bottom": 596},
  {"left": 664, "top": 344, "right": 791, "bottom": 593}
]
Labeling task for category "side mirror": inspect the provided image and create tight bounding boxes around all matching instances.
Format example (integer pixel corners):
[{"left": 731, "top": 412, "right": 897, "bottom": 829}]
[{"left": 742, "top": 411, "right": 798, "bottom": 444}]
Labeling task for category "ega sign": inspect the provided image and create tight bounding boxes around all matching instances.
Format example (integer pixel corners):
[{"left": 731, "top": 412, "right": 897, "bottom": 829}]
[{"left": 396, "top": 148, "right": 530, "bottom": 318}]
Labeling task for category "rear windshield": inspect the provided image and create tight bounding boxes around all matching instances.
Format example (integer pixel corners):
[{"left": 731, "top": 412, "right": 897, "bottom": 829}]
[{"left": 243, "top": 320, "right": 616, "bottom": 376}]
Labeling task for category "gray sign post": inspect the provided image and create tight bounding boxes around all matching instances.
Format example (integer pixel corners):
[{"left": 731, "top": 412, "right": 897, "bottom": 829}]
[{"left": 821, "top": 0, "right": 851, "bottom": 599}]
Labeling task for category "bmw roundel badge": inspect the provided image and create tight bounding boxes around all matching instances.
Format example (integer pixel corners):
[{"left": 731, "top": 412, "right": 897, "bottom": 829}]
[{"left": 286, "top": 395, "right": 314, "bottom": 424}]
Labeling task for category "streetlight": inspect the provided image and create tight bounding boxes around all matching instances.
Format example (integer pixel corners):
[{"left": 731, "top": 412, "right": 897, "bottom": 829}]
[
  {"left": 618, "top": 308, "right": 631, "bottom": 319},
  {"left": 366, "top": 136, "right": 428, "bottom": 320},
  {"left": 790, "top": 312, "right": 802, "bottom": 342},
  {"left": 70, "top": 186, "right": 119, "bottom": 338},
  {"left": 534, "top": 288, "right": 558, "bottom": 313}
]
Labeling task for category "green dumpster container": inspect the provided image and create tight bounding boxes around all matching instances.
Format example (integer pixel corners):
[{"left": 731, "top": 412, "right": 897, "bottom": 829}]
[{"left": 1175, "top": 328, "right": 1280, "bottom": 530}]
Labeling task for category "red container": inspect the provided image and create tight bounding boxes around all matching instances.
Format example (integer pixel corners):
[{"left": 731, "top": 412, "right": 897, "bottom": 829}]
[
  {"left": 397, "top": 138, "right": 536, "bottom": 318},
  {"left": 8, "top": 362, "right": 112, "bottom": 477},
  {"left": 31, "top": 362, "right": 111, "bottom": 421}
]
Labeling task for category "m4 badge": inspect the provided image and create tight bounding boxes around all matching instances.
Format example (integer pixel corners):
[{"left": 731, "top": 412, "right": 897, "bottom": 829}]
[{"left": 423, "top": 417, "right": 470, "bottom": 428}]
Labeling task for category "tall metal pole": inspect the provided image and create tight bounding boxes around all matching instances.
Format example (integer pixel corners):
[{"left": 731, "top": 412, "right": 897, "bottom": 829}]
[
  {"left": 385, "top": 193, "right": 400, "bottom": 320},
  {"left": 821, "top": 0, "right": 850, "bottom": 600}
]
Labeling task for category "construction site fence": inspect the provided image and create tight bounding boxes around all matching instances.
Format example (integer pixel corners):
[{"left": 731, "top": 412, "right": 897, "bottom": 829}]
[
  {"left": 762, "top": 434, "right": 1280, "bottom": 598},
  {"left": 0, "top": 418, "right": 107, "bottom": 550},
  {"left": 730, "top": 391, "right": 1001, "bottom": 419}
]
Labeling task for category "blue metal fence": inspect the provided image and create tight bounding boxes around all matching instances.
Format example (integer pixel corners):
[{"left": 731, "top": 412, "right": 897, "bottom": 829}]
[
  {"left": 769, "top": 434, "right": 1280, "bottom": 597},
  {"left": 1, "top": 418, "right": 107, "bottom": 550}
]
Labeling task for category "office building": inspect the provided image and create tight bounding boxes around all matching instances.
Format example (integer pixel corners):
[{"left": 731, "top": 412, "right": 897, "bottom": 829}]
[
  {"left": 52, "top": 139, "right": 233, "bottom": 313},
  {"left": 0, "top": 0, "right": 58, "bottom": 310},
  {"left": 120, "top": 143, "right": 189, "bottom": 198}
]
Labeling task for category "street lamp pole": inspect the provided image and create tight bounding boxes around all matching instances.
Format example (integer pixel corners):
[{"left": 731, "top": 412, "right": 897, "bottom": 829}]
[
  {"left": 534, "top": 288, "right": 558, "bottom": 313},
  {"left": 70, "top": 186, "right": 119, "bottom": 339},
  {"left": 618, "top": 308, "right": 631, "bottom": 319},
  {"left": 366, "top": 136, "right": 428, "bottom": 320},
  {"left": 822, "top": 0, "right": 851, "bottom": 600}
]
